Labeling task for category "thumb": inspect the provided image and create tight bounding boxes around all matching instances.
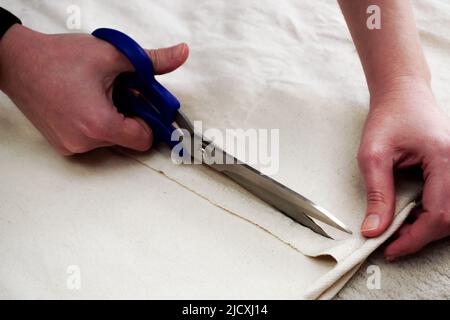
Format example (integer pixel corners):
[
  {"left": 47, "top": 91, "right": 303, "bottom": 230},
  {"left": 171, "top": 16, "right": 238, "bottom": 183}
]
[
  {"left": 146, "top": 43, "right": 189, "bottom": 75},
  {"left": 358, "top": 150, "right": 396, "bottom": 237}
]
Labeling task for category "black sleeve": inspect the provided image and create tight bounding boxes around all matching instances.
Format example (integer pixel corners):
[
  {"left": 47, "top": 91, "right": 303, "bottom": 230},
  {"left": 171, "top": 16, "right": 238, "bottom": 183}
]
[{"left": 0, "top": 7, "right": 22, "bottom": 40}]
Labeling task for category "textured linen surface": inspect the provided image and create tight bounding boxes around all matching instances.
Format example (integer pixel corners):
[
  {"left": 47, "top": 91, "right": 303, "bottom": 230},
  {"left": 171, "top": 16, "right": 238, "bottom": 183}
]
[{"left": 1, "top": 0, "right": 448, "bottom": 299}]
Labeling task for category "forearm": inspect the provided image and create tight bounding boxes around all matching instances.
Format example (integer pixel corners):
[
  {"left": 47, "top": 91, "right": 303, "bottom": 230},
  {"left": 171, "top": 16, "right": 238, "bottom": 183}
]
[{"left": 338, "top": 0, "right": 431, "bottom": 98}]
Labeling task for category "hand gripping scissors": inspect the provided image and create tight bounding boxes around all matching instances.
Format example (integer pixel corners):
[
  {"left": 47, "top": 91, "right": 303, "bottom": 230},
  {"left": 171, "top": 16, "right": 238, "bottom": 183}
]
[{"left": 92, "top": 28, "right": 352, "bottom": 238}]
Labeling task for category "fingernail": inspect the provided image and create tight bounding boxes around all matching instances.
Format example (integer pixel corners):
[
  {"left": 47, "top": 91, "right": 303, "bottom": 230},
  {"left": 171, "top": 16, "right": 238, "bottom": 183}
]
[
  {"left": 361, "top": 214, "right": 380, "bottom": 232},
  {"left": 175, "top": 43, "right": 186, "bottom": 58}
]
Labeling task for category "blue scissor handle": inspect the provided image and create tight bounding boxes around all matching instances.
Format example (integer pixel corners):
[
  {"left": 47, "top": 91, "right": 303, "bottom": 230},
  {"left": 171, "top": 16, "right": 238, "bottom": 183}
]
[{"left": 92, "top": 28, "right": 180, "bottom": 147}]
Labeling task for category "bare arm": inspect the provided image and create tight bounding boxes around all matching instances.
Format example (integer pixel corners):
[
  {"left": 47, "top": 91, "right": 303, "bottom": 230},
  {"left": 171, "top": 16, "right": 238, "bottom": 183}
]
[
  {"left": 339, "top": 0, "right": 430, "bottom": 95},
  {"left": 340, "top": 0, "right": 450, "bottom": 260}
]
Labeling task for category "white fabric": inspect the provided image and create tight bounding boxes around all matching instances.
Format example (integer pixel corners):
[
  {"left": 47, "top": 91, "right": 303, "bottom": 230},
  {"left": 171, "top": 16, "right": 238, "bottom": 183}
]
[{"left": 1, "top": 0, "right": 448, "bottom": 299}]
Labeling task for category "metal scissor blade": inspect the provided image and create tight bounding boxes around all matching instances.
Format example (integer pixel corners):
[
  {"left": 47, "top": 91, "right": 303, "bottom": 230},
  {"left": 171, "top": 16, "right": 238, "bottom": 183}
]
[
  {"left": 209, "top": 162, "right": 332, "bottom": 238},
  {"left": 207, "top": 161, "right": 352, "bottom": 237},
  {"left": 174, "top": 111, "right": 352, "bottom": 237}
]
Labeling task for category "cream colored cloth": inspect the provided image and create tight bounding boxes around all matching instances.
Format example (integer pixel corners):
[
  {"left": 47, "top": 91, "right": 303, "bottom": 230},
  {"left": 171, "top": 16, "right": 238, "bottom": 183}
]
[{"left": 1, "top": 0, "right": 448, "bottom": 299}]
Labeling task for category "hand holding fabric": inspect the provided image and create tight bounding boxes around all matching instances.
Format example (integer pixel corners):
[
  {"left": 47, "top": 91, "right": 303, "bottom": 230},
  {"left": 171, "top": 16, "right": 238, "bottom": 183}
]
[{"left": 358, "top": 80, "right": 450, "bottom": 260}]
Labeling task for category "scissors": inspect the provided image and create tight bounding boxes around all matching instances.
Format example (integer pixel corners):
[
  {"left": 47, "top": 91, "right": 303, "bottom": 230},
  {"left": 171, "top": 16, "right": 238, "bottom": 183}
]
[{"left": 92, "top": 28, "right": 352, "bottom": 238}]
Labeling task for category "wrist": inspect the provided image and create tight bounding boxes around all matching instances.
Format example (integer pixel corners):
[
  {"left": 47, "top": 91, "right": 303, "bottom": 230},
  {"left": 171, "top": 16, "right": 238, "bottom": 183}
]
[
  {"left": 369, "top": 74, "right": 433, "bottom": 106},
  {"left": 365, "top": 55, "right": 432, "bottom": 101}
]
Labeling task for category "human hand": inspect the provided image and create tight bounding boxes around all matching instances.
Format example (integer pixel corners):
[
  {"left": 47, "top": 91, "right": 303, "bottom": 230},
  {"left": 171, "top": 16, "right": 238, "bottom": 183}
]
[
  {"left": 0, "top": 24, "right": 188, "bottom": 155},
  {"left": 358, "top": 78, "right": 450, "bottom": 260}
]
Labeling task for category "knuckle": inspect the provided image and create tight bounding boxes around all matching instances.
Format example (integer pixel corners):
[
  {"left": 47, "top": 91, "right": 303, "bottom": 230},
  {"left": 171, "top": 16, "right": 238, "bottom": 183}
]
[
  {"left": 149, "top": 50, "right": 159, "bottom": 69},
  {"left": 52, "top": 142, "right": 74, "bottom": 156},
  {"left": 433, "top": 136, "right": 450, "bottom": 148},
  {"left": 61, "top": 139, "right": 91, "bottom": 154},
  {"left": 406, "top": 228, "right": 428, "bottom": 252},
  {"left": 428, "top": 136, "right": 450, "bottom": 155},
  {"left": 438, "top": 211, "right": 450, "bottom": 229},
  {"left": 357, "top": 146, "right": 387, "bottom": 169},
  {"left": 103, "top": 45, "right": 125, "bottom": 66},
  {"left": 93, "top": 40, "right": 131, "bottom": 71},
  {"left": 81, "top": 116, "right": 108, "bottom": 140},
  {"left": 407, "top": 240, "right": 425, "bottom": 254},
  {"left": 366, "top": 191, "right": 387, "bottom": 205},
  {"left": 59, "top": 148, "right": 74, "bottom": 157},
  {"left": 58, "top": 148, "right": 74, "bottom": 157},
  {"left": 136, "top": 139, "right": 152, "bottom": 151}
]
